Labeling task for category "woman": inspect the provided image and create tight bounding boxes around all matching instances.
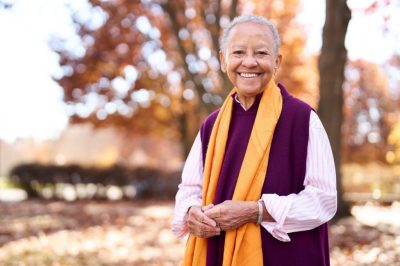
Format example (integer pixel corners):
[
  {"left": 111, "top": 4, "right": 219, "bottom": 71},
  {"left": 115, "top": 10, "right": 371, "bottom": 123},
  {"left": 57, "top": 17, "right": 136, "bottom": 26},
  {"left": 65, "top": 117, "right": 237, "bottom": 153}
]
[{"left": 172, "top": 14, "right": 337, "bottom": 266}]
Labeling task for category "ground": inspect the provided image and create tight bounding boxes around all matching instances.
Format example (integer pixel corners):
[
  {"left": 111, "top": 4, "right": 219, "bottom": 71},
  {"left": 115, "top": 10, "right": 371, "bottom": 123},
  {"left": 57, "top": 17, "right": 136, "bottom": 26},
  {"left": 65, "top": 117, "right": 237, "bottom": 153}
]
[{"left": 0, "top": 200, "right": 399, "bottom": 265}]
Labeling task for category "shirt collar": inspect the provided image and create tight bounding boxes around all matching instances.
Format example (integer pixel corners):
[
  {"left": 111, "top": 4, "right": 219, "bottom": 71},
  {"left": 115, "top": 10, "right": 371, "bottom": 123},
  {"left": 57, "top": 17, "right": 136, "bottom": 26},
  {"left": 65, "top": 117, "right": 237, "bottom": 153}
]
[{"left": 233, "top": 93, "right": 251, "bottom": 111}]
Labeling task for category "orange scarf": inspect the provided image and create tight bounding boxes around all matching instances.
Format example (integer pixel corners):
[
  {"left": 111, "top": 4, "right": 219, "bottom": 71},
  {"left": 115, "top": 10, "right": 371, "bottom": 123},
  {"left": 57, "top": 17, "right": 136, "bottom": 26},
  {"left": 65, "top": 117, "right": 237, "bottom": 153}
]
[{"left": 183, "top": 79, "right": 282, "bottom": 266}]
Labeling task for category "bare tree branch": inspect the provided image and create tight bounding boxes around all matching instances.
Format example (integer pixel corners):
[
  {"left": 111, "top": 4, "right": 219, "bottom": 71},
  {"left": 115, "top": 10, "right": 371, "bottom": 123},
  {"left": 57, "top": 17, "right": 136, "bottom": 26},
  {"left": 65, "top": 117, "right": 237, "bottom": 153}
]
[
  {"left": 200, "top": 0, "right": 220, "bottom": 54},
  {"left": 229, "top": 0, "right": 238, "bottom": 21},
  {"left": 198, "top": 0, "right": 231, "bottom": 95},
  {"left": 162, "top": 1, "right": 211, "bottom": 109},
  {"left": 215, "top": 0, "right": 222, "bottom": 40}
]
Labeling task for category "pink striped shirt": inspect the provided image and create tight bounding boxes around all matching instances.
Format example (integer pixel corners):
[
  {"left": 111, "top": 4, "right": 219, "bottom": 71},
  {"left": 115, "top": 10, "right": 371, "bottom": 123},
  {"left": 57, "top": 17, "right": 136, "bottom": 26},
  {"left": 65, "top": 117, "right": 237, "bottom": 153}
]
[{"left": 172, "top": 111, "right": 337, "bottom": 242}]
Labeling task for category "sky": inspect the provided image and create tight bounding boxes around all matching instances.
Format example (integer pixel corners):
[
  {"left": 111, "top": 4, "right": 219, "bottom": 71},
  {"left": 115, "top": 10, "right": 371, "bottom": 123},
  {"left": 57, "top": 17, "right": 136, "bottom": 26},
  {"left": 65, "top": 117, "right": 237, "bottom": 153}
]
[
  {"left": 0, "top": 0, "right": 104, "bottom": 142},
  {"left": 0, "top": 0, "right": 399, "bottom": 143}
]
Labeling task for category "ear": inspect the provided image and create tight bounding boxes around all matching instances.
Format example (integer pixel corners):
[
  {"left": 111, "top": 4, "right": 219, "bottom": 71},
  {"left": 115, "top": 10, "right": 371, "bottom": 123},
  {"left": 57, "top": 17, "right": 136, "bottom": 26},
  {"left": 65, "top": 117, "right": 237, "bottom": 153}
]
[
  {"left": 274, "top": 54, "right": 282, "bottom": 74},
  {"left": 219, "top": 51, "right": 227, "bottom": 73}
]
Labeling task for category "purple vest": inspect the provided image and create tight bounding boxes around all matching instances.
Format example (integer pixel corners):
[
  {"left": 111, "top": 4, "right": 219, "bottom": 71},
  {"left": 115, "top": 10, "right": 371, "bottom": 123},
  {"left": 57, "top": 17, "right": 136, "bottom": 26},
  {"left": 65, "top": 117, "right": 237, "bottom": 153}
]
[{"left": 200, "top": 84, "right": 330, "bottom": 266}]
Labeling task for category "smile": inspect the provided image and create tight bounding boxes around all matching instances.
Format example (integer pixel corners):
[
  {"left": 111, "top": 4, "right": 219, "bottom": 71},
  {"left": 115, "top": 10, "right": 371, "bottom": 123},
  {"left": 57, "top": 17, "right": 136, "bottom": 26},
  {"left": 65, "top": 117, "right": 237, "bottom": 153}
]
[{"left": 238, "top": 72, "right": 261, "bottom": 78}]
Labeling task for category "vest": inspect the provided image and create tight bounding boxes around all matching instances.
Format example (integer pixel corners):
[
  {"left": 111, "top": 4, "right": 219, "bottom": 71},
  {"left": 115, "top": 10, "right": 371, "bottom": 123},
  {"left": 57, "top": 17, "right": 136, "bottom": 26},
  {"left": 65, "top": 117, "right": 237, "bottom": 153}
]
[{"left": 200, "top": 84, "right": 330, "bottom": 266}]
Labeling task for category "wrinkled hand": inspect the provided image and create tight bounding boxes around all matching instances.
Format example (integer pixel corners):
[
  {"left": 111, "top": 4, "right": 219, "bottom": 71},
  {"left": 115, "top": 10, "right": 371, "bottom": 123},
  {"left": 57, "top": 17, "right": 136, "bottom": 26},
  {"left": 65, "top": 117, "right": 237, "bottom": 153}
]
[
  {"left": 187, "top": 205, "right": 221, "bottom": 238},
  {"left": 203, "top": 200, "right": 257, "bottom": 231}
]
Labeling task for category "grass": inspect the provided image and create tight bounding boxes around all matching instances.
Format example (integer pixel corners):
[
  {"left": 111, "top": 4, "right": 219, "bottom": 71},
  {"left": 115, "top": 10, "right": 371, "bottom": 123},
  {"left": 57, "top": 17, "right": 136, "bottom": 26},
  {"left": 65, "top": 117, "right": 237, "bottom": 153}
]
[{"left": 0, "top": 176, "right": 19, "bottom": 190}]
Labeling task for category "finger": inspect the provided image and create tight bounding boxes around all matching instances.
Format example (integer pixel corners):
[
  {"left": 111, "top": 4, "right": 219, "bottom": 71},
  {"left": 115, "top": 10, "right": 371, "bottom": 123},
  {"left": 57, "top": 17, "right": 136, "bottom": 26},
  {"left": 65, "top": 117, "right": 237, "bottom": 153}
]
[
  {"left": 196, "top": 224, "right": 221, "bottom": 238},
  {"left": 190, "top": 206, "right": 205, "bottom": 221},
  {"left": 188, "top": 205, "right": 202, "bottom": 220},
  {"left": 219, "top": 224, "right": 228, "bottom": 231},
  {"left": 199, "top": 219, "right": 220, "bottom": 231},
  {"left": 188, "top": 219, "right": 202, "bottom": 235},
  {"left": 202, "top": 204, "right": 214, "bottom": 212},
  {"left": 204, "top": 206, "right": 221, "bottom": 219},
  {"left": 191, "top": 207, "right": 217, "bottom": 227},
  {"left": 210, "top": 225, "right": 221, "bottom": 236},
  {"left": 188, "top": 207, "right": 201, "bottom": 225},
  {"left": 190, "top": 216, "right": 216, "bottom": 230},
  {"left": 189, "top": 205, "right": 218, "bottom": 227},
  {"left": 201, "top": 229, "right": 221, "bottom": 238},
  {"left": 201, "top": 213, "right": 217, "bottom": 227}
]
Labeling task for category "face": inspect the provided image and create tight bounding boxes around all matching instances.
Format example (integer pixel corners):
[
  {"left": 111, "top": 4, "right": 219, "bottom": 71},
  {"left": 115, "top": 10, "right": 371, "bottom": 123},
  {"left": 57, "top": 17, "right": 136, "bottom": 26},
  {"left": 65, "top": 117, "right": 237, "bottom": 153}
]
[{"left": 220, "top": 22, "right": 282, "bottom": 97}]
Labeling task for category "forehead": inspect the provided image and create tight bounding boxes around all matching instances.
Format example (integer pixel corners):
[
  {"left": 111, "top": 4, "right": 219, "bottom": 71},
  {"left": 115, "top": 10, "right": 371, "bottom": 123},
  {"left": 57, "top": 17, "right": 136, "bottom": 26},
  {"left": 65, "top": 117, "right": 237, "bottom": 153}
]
[{"left": 227, "top": 22, "right": 274, "bottom": 47}]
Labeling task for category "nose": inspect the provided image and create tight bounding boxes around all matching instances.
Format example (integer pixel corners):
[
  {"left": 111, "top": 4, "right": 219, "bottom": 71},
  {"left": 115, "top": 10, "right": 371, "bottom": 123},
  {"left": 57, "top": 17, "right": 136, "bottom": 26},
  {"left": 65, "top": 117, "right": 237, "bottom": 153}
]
[{"left": 242, "top": 53, "right": 258, "bottom": 67}]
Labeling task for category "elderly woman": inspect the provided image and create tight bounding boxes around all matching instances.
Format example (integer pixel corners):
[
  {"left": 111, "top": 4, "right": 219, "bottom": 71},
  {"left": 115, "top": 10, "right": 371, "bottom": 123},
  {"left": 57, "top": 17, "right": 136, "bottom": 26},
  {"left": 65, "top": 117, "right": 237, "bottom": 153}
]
[{"left": 172, "top": 15, "right": 337, "bottom": 266}]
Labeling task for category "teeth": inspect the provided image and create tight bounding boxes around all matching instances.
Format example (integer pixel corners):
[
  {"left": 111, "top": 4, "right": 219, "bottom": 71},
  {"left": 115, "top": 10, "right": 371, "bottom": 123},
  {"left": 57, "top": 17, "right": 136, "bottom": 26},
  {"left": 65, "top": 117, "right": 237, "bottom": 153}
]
[{"left": 240, "top": 73, "right": 258, "bottom": 78}]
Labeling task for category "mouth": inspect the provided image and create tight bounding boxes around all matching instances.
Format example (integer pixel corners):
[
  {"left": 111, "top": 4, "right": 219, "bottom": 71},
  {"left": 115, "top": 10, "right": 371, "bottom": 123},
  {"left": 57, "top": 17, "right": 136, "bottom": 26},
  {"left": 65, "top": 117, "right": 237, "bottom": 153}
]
[{"left": 238, "top": 72, "right": 262, "bottom": 78}]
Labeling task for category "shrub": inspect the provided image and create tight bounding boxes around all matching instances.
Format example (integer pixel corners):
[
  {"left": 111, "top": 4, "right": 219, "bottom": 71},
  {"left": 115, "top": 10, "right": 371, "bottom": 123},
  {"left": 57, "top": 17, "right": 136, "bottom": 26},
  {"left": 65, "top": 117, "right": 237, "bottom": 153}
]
[{"left": 9, "top": 163, "right": 180, "bottom": 200}]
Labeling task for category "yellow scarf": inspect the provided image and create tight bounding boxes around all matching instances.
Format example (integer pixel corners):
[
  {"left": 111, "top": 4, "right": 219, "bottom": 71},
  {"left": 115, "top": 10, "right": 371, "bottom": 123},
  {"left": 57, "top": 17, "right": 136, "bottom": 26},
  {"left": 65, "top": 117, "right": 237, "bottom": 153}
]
[{"left": 183, "top": 79, "right": 283, "bottom": 266}]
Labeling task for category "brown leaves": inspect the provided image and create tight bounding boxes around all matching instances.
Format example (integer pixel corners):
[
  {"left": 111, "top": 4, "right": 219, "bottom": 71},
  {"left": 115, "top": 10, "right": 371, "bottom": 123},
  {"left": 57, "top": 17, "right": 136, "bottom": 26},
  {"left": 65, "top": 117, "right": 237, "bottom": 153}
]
[
  {"left": 1, "top": 200, "right": 399, "bottom": 265},
  {"left": 330, "top": 202, "right": 400, "bottom": 265},
  {"left": 342, "top": 60, "right": 396, "bottom": 163},
  {"left": 55, "top": 0, "right": 318, "bottom": 157},
  {"left": 0, "top": 200, "right": 185, "bottom": 265}
]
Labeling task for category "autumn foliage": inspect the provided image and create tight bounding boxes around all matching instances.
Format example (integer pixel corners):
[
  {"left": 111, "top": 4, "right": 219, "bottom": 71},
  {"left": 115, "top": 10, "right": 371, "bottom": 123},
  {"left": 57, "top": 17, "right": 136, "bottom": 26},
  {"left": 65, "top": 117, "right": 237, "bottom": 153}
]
[
  {"left": 343, "top": 60, "right": 397, "bottom": 163},
  {"left": 56, "top": 0, "right": 317, "bottom": 156}
]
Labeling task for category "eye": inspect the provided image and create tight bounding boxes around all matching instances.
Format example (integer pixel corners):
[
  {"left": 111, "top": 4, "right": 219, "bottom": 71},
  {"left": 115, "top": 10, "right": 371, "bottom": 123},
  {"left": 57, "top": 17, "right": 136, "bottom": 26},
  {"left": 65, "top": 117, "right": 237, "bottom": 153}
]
[
  {"left": 232, "top": 50, "right": 244, "bottom": 55},
  {"left": 256, "top": 51, "right": 269, "bottom": 56}
]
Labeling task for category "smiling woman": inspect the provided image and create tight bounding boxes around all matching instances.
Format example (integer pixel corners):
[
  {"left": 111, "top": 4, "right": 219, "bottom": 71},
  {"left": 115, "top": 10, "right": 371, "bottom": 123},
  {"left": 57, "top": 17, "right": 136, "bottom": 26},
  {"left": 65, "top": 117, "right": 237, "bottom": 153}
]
[
  {"left": 219, "top": 21, "right": 282, "bottom": 109},
  {"left": 172, "top": 14, "right": 337, "bottom": 266}
]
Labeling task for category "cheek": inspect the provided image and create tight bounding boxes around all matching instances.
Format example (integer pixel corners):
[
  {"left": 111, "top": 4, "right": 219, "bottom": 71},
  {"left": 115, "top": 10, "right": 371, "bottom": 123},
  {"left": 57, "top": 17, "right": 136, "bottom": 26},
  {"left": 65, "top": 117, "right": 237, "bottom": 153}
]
[
  {"left": 226, "top": 58, "right": 241, "bottom": 71},
  {"left": 262, "top": 61, "right": 275, "bottom": 73},
  {"left": 226, "top": 71, "right": 237, "bottom": 83}
]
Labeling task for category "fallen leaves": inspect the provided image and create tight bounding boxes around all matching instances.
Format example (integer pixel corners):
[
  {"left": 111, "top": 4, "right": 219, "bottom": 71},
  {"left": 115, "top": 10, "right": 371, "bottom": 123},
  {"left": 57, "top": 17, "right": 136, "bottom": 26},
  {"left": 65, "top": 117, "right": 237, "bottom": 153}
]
[
  {"left": 0, "top": 200, "right": 399, "bottom": 265},
  {"left": 0, "top": 200, "right": 185, "bottom": 265},
  {"left": 330, "top": 202, "right": 400, "bottom": 266}
]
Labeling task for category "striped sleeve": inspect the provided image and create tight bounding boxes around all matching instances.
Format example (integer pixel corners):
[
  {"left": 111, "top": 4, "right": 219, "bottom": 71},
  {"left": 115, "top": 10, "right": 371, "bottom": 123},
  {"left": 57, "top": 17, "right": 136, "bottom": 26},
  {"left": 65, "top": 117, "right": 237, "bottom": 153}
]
[
  {"left": 261, "top": 111, "right": 337, "bottom": 242},
  {"left": 171, "top": 132, "right": 203, "bottom": 238}
]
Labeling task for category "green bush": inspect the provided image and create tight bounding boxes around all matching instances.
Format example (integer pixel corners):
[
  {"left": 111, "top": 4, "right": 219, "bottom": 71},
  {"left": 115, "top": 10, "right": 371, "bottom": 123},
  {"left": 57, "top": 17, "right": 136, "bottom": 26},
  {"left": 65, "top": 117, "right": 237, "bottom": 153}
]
[{"left": 9, "top": 163, "right": 180, "bottom": 200}]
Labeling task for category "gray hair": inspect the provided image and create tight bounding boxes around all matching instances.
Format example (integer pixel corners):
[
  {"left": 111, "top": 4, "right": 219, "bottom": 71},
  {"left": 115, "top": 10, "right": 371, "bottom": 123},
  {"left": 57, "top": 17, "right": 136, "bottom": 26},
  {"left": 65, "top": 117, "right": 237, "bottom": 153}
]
[{"left": 220, "top": 14, "right": 281, "bottom": 55}]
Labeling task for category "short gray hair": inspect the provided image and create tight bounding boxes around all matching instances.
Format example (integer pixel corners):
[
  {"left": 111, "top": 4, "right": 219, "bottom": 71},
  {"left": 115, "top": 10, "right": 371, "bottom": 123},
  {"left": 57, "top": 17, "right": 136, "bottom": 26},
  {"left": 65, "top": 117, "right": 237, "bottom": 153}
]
[{"left": 220, "top": 15, "right": 281, "bottom": 55}]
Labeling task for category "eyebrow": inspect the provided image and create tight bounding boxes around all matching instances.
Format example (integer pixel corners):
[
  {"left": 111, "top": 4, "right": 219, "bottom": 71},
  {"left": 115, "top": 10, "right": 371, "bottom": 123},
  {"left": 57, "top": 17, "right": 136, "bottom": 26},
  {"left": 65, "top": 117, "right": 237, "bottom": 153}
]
[
  {"left": 230, "top": 45, "right": 271, "bottom": 51},
  {"left": 254, "top": 45, "right": 270, "bottom": 50},
  {"left": 231, "top": 45, "right": 246, "bottom": 50}
]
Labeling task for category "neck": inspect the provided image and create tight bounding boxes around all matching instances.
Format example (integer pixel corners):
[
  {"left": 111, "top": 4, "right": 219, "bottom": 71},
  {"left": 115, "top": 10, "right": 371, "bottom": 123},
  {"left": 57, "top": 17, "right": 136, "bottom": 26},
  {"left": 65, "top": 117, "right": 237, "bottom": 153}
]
[{"left": 237, "top": 94, "right": 256, "bottom": 110}]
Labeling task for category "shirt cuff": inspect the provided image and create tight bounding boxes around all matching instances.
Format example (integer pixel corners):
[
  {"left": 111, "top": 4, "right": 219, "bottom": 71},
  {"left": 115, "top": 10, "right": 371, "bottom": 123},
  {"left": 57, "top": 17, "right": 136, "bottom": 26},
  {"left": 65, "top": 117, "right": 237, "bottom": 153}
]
[
  {"left": 171, "top": 197, "right": 202, "bottom": 238},
  {"left": 260, "top": 193, "right": 295, "bottom": 242}
]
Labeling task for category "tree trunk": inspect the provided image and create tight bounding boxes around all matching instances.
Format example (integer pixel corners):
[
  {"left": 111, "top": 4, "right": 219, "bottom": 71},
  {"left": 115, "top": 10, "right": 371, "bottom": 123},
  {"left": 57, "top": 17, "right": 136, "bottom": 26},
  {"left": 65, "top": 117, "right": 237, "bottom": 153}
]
[
  {"left": 163, "top": 0, "right": 238, "bottom": 159},
  {"left": 318, "top": 0, "right": 351, "bottom": 219}
]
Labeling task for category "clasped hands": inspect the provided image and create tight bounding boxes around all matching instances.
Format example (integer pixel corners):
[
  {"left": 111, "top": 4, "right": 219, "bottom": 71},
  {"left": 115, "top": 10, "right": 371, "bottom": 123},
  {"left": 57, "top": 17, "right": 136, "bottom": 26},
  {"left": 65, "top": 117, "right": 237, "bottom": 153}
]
[{"left": 187, "top": 200, "right": 258, "bottom": 238}]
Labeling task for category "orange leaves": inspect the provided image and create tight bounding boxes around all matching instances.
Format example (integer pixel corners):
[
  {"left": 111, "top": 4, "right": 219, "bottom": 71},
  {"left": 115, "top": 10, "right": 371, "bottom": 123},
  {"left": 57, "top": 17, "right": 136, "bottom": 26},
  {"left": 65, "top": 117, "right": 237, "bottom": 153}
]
[{"left": 56, "top": 0, "right": 317, "bottom": 156}]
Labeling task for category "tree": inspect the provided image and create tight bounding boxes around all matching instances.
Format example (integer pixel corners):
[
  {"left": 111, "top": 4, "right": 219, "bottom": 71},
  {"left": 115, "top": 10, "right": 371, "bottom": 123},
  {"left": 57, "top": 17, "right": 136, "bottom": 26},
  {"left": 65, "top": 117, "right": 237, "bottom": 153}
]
[
  {"left": 386, "top": 54, "right": 400, "bottom": 164},
  {"left": 342, "top": 60, "right": 396, "bottom": 163},
  {"left": 56, "top": 0, "right": 316, "bottom": 159},
  {"left": 318, "top": 0, "right": 351, "bottom": 218},
  {"left": 319, "top": 0, "right": 400, "bottom": 218}
]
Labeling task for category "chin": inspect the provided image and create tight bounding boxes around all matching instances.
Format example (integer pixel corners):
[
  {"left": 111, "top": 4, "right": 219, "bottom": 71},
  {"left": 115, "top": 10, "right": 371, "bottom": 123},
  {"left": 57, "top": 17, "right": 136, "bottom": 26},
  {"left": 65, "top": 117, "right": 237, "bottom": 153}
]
[{"left": 237, "top": 87, "right": 264, "bottom": 96}]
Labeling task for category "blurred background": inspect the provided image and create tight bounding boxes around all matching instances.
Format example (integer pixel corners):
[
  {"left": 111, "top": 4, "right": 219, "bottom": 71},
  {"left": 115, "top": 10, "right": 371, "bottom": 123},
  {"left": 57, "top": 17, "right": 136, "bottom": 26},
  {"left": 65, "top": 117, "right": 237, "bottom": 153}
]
[{"left": 0, "top": 0, "right": 399, "bottom": 265}]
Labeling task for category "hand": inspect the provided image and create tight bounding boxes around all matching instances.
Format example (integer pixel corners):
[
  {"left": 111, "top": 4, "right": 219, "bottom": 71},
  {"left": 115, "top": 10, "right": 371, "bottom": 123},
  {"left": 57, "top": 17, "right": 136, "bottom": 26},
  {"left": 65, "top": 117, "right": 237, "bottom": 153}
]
[
  {"left": 203, "top": 200, "right": 258, "bottom": 231},
  {"left": 187, "top": 205, "right": 221, "bottom": 238}
]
